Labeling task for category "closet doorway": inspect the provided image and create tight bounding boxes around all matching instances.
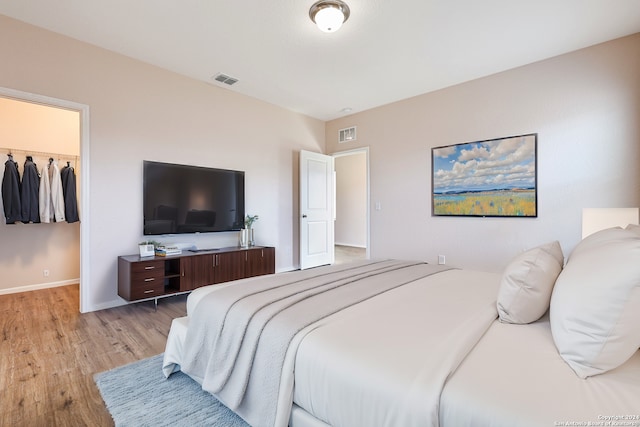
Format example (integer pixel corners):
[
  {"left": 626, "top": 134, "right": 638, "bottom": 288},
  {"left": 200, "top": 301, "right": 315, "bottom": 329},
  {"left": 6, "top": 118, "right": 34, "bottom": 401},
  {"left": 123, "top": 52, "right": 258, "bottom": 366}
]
[
  {"left": 0, "top": 87, "right": 89, "bottom": 312},
  {"left": 333, "top": 148, "right": 369, "bottom": 263}
]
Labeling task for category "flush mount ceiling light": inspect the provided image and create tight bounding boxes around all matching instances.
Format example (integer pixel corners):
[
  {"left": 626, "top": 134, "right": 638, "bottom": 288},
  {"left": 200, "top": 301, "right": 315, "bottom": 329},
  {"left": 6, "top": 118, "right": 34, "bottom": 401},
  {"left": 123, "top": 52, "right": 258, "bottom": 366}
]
[{"left": 309, "top": 0, "right": 350, "bottom": 33}]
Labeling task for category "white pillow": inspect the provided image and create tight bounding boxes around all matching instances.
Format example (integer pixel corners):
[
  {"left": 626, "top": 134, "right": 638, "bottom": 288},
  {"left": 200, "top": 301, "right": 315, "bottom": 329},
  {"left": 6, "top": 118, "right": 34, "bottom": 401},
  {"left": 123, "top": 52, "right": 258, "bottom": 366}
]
[
  {"left": 497, "top": 241, "right": 564, "bottom": 324},
  {"left": 550, "top": 227, "right": 640, "bottom": 378},
  {"left": 626, "top": 223, "right": 640, "bottom": 236}
]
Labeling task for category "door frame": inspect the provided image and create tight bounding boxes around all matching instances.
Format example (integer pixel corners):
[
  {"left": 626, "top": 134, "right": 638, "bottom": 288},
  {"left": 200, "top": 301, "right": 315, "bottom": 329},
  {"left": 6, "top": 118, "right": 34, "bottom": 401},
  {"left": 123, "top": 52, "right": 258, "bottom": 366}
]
[
  {"left": 0, "top": 86, "right": 91, "bottom": 313},
  {"left": 332, "top": 147, "right": 370, "bottom": 260}
]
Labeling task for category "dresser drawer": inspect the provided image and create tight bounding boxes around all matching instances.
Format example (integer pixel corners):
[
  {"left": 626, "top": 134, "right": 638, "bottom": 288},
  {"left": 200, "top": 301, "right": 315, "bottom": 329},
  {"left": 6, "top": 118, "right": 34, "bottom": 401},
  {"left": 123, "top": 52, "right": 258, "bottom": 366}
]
[
  {"left": 128, "top": 280, "right": 165, "bottom": 300},
  {"left": 130, "top": 268, "right": 165, "bottom": 282},
  {"left": 130, "top": 274, "right": 163, "bottom": 288},
  {"left": 129, "top": 260, "right": 164, "bottom": 275}
]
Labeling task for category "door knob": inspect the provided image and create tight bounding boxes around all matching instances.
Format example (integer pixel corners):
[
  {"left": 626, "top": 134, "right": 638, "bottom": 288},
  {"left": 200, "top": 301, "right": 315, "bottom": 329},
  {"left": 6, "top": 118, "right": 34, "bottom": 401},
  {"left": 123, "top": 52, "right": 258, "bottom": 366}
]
[{"left": 302, "top": 214, "right": 307, "bottom": 218}]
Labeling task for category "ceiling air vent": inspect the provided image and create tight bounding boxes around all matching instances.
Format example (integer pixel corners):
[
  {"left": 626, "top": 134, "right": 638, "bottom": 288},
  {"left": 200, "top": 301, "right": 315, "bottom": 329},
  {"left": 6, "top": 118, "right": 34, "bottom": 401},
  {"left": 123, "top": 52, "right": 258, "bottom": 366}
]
[
  {"left": 213, "top": 73, "right": 239, "bottom": 86},
  {"left": 338, "top": 126, "right": 357, "bottom": 143}
]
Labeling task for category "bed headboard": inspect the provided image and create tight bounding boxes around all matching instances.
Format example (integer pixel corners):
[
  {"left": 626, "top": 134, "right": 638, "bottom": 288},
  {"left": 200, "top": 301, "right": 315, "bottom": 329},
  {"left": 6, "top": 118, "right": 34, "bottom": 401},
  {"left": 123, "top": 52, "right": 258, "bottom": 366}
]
[{"left": 581, "top": 208, "right": 640, "bottom": 239}]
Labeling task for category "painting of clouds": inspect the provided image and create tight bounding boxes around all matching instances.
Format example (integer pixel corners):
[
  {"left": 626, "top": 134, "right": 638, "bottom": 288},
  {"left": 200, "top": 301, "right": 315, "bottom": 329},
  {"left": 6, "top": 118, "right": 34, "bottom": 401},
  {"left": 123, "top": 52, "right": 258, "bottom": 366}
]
[{"left": 432, "top": 134, "right": 537, "bottom": 217}]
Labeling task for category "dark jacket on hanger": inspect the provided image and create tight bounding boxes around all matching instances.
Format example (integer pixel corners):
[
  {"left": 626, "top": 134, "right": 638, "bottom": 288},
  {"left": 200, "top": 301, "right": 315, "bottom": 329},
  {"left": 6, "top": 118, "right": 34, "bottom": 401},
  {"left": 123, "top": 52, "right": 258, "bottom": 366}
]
[
  {"left": 21, "top": 157, "right": 40, "bottom": 223},
  {"left": 2, "top": 159, "right": 22, "bottom": 224},
  {"left": 61, "top": 164, "right": 79, "bottom": 223}
]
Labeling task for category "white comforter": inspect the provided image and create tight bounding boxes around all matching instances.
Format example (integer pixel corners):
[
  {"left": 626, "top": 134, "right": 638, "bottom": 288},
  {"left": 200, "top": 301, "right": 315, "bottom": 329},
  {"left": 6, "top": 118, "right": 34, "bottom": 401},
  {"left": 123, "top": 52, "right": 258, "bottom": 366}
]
[
  {"left": 163, "top": 260, "right": 501, "bottom": 427},
  {"left": 292, "top": 268, "right": 501, "bottom": 427},
  {"left": 439, "top": 314, "right": 640, "bottom": 427}
]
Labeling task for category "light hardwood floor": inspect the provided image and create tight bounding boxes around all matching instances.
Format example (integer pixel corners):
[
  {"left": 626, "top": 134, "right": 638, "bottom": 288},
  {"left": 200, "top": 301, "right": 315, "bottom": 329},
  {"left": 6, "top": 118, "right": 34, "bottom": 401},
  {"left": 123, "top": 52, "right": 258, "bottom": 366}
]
[
  {"left": 0, "top": 285, "right": 187, "bottom": 426},
  {"left": 334, "top": 245, "right": 367, "bottom": 264}
]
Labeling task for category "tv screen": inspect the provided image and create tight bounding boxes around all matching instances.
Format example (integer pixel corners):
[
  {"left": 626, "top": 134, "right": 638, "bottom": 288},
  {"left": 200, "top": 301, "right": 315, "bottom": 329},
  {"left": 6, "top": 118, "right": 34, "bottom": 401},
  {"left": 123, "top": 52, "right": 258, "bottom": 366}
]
[{"left": 143, "top": 161, "right": 245, "bottom": 235}]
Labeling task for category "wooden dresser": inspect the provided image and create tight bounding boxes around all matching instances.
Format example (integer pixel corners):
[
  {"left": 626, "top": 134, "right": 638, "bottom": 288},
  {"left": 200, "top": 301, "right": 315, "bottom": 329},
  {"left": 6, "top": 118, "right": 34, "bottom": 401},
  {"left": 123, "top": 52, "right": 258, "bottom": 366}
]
[{"left": 118, "top": 246, "right": 275, "bottom": 304}]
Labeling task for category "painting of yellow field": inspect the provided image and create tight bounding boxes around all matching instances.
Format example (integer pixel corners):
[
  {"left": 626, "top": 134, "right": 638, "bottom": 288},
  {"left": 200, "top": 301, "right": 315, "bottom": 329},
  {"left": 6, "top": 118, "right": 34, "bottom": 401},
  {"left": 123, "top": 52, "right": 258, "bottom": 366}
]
[{"left": 432, "top": 134, "right": 537, "bottom": 217}]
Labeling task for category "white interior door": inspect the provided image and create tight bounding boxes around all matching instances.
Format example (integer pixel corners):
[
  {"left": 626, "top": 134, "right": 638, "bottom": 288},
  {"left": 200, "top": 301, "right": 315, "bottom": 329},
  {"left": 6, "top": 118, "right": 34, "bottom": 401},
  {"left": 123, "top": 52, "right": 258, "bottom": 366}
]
[{"left": 300, "top": 150, "right": 334, "bottom": 269}]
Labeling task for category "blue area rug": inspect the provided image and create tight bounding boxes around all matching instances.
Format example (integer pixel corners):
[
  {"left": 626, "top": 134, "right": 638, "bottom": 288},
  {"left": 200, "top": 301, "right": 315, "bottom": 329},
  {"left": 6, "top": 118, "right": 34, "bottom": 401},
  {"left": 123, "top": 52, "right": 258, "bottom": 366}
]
[{"left": 95, "top": 354, "right": 250, "bottom": 427}]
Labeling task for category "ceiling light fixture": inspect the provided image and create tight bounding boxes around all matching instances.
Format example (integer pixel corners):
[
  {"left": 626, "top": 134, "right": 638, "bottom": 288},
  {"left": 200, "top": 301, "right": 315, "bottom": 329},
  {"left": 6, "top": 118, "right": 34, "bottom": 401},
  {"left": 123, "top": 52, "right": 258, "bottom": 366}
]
[{"left": 309, "top": 0, "right": 350, "bottom": 33}]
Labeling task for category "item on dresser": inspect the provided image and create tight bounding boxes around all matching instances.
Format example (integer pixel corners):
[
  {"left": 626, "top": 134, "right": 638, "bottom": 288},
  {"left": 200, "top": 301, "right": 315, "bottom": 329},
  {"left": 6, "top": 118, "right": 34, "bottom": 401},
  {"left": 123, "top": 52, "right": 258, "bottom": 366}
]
[
  {"left": 154, "top": 245, "right": 182, "bottom": 256},
  {"left": 138, "top": 243, "right": 156, "bottom": 258}
]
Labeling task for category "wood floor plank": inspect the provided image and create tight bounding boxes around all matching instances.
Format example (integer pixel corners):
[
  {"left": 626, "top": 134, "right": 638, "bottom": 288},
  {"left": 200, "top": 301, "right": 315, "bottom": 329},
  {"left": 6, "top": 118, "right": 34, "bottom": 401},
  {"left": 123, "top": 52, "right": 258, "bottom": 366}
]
[{"left": 0, "top": 284, "right": 187, "bottom": 426}]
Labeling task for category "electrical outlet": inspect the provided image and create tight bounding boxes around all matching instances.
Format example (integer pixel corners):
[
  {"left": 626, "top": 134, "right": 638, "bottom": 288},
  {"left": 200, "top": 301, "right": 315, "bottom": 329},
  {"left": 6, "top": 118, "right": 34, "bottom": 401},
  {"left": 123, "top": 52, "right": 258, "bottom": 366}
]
[
  {"left": 43, "top": 269, "right": 50, "bottom": 277},
  {"left": 438, "top": 255, "right": 446, "bottom": 265}
]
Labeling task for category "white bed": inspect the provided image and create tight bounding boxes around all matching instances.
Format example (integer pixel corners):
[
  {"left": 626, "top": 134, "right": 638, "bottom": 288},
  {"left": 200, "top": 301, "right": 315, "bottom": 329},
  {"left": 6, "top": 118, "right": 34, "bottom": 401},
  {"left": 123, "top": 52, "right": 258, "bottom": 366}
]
[
  {"left": 163, "top": 225, "right": 640, "bottom": 427},
  {"left": 439, "top": 314, "right": 640, "bottom": 427}
]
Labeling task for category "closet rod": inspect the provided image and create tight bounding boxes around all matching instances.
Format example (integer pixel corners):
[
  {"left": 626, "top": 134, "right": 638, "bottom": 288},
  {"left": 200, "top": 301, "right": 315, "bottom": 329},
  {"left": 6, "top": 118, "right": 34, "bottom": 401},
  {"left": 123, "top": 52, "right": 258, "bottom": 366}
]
[{"left": 2, "top": 147, "right": 80, "bottom": 161}]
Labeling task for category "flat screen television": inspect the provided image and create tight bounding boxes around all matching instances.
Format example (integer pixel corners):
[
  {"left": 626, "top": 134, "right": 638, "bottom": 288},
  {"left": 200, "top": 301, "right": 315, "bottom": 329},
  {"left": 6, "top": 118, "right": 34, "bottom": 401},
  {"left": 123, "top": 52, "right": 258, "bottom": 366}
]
[{"left": 143, "top": 160, "right": 245, "bottom": 235}]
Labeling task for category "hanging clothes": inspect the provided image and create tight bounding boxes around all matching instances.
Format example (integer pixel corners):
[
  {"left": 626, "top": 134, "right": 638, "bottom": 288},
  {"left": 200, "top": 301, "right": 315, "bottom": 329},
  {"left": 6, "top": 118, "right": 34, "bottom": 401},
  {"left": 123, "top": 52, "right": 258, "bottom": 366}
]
[
  {"left": 39, "top": 161, "right": 66, "bottom": 223},
  {"left": 2, "top": 157, "right": 22, "bottom": 224},
  {"left": 49, "top": 161, "right": 65, "bottom": 222},
  {"left": 21, "top": 156, "right": 40, "bottom": 223},
  {"left": 61, "top": 163, "right": 79, "bottom": 223},
  {"left": 39, "top": 162, "right": 50, "bottom": 222}
]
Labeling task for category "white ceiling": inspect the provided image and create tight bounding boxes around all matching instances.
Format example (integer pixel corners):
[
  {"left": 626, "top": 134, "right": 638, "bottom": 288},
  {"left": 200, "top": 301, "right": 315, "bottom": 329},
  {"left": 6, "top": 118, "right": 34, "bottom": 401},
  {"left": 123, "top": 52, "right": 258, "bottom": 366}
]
[{"left": 1, "top": 0, "right": 639, "bottom": 121}]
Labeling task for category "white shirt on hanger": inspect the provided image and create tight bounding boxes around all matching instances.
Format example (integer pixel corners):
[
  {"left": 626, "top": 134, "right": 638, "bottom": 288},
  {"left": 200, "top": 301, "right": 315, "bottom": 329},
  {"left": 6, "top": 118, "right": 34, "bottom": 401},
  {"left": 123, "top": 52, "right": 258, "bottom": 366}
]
[{"left": 39, "top": 161, "right": 66, "bottom": 223}]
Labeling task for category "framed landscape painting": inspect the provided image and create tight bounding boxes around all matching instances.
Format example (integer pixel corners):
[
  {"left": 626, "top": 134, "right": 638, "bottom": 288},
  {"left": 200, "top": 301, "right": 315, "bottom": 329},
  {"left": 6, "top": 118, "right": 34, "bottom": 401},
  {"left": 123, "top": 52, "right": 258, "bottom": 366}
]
[{"left": 432, "top": 133, "right": 537, "bottom": 217}]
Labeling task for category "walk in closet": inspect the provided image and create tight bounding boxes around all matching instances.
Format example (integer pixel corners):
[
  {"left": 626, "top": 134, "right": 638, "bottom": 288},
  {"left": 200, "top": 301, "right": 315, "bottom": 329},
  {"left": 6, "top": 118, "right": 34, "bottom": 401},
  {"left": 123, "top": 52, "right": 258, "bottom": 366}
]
[{"left": 0, "top": 96, "right": 81, "bottom": 293}]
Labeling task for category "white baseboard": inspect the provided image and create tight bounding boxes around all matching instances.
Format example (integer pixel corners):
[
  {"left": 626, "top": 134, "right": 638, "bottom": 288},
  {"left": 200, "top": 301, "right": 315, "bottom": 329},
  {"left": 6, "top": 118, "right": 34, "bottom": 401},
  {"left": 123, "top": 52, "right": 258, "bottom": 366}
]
[
  {"left": 84, "top": 298, "right": 128, "bottom": 313},
  {"left": 0, "top": 278, "right": 79, "bottom": 295},
  {"left": 335, "top": 243, "right": 367, "bottom": 248}
]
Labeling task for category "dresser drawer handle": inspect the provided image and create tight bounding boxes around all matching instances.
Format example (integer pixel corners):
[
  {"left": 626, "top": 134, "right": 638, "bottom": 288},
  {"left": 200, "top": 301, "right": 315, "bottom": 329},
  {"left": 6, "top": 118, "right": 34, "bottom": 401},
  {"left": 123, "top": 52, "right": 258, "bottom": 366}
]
[
  {"left": 144, "top": 266, "right": 155, "bottom": 270},
  {"left": 144, "top": 278, "right": 155, "bottom": 282},
  {"left": 143, "top": 289, "right": 155, "bottom": 294}
]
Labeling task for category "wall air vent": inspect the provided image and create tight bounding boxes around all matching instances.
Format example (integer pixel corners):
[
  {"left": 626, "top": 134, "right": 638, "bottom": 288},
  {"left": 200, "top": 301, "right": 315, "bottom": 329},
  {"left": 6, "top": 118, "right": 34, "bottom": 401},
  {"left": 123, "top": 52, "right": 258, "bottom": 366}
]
[
  {"left": 213, "top": 73, "right": 239, "bottom": 86},
  {"left": 338, "top": 126, "right": 357, "bottom": 143}
]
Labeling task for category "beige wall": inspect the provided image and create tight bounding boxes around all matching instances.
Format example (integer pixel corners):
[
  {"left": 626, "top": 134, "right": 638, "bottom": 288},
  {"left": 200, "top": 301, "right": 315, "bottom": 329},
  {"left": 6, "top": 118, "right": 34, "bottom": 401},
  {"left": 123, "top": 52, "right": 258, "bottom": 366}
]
[
  {"left": 0, "top": 98, "right": 80, "bottom": 154},
  {"left": 327, "top": 33, "right": 640, "bottom": 272},
  {"left": 0, "top": 15, "right": 325, "bottom": 310},
  {"left": 0, "top": 98, "right": 80, "bottom": 292},
  {"left": 335, "top": 152, "right": 367, "bottom": 247}
]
